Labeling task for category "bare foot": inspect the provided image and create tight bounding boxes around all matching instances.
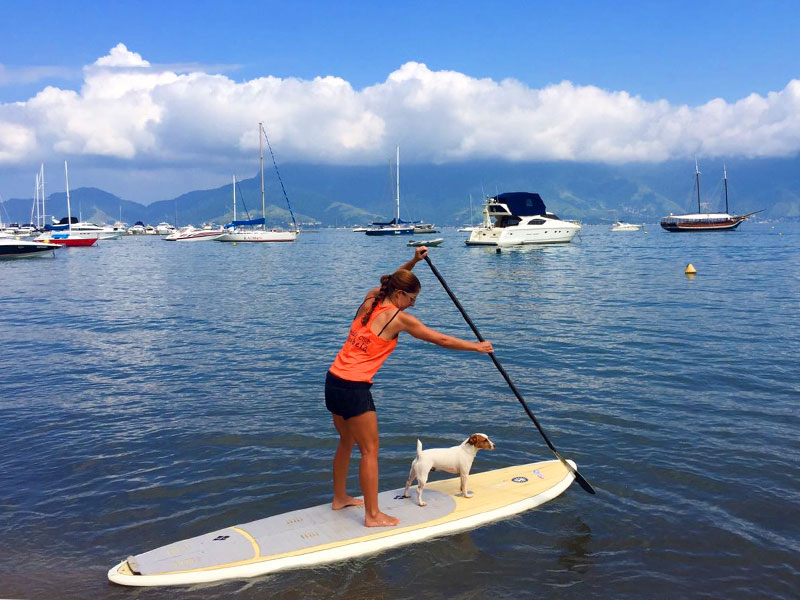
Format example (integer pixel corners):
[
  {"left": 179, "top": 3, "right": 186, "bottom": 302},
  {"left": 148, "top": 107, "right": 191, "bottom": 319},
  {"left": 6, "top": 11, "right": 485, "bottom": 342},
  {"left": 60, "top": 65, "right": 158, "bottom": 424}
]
[
  {"left": 364, "top": 511, "right": 399, "bottom": 527},
  {"left": 332, "top": 495, "right": 364, "bottom": 510}
]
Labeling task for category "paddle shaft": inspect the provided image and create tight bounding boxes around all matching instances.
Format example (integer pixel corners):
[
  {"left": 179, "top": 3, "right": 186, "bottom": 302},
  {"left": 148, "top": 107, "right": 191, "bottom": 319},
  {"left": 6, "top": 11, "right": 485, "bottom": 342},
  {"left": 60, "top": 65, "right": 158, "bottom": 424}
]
[{"left": 424, "top": 255, "right": 596, "bottom": 495}]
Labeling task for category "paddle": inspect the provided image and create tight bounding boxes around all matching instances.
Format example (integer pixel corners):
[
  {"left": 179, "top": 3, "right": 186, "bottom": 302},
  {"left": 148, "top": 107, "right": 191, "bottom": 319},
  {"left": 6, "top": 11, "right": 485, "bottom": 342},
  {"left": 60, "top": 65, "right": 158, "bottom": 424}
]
[{"left": 424, "top": 255, "right": 596, "bottom": 495}]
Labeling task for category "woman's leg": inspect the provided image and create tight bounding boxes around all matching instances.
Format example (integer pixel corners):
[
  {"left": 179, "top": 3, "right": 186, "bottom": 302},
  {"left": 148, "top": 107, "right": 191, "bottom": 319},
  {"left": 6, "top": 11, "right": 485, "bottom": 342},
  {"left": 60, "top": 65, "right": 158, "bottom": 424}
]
[
  {"left": 342, "top": 411, "right": 399, "bottom": 527},
  {"left": 331, "top": 414, "right": 364, "bottom": 510}
]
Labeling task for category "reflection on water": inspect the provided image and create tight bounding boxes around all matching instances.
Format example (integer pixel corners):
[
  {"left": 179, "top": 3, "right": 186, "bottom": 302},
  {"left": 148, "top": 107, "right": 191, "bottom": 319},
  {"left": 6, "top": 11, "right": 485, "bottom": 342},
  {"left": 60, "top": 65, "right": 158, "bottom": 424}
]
[{"left": 1, "top": 224, "right": 798, "bottom": 599}]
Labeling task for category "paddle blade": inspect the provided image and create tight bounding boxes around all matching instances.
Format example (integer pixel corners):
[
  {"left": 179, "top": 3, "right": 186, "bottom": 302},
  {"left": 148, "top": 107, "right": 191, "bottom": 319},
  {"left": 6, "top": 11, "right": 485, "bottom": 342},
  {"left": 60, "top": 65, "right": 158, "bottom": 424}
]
[{"left": 573, "top": 470, "right": 596, "bottom": 495}]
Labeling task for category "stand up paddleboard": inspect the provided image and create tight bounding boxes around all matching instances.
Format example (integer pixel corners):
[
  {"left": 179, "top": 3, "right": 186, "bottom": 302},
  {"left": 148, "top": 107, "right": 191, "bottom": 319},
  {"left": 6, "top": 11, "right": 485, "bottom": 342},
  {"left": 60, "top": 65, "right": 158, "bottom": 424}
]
[{"left": 108, "top": 459, "right": 576, "bottom": 586}]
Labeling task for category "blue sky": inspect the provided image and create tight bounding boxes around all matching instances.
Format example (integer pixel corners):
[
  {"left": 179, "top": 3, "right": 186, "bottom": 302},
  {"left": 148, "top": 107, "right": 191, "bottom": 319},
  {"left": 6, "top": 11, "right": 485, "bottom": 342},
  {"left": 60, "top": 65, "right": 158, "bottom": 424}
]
[
  {"left": 1, "top": 0, "right": 799, "bottom": 202},
  {"left": 3, "top": 0, "right": 798, "bottom": 104}
]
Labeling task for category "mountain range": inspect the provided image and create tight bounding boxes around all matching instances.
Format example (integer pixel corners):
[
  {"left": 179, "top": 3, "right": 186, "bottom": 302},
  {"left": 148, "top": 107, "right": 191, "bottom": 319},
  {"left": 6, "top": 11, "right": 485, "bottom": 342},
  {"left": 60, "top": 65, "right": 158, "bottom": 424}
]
[{"left": 2, "top": 156, "right": 799, "bottom": 227}]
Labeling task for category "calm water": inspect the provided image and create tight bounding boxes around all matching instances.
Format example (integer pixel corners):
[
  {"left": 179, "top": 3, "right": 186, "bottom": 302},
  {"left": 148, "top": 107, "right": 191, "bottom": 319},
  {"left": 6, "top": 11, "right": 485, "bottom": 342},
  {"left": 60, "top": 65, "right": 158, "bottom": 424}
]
[{"left": 1, "top": 224, "right": 798, "bottom": 599}]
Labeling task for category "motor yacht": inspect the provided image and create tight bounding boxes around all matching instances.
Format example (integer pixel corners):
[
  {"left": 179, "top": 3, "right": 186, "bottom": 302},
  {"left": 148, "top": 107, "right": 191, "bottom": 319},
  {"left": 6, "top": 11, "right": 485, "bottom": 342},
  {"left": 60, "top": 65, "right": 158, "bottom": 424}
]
[
  {"left": 155, "top": 222, "right": 176, "bottom": 235},
  {"left": 0, "top": 238, "right": 62, "bottom": 258},
  {"left": 128, "top": 221, "right": 146, "bottom": 235},
  {"left": 465, "top": 192, "right": 581, "bottom": 246},
  {"left": 610, "top": 221, "right": 643, "bottom": 231},
  {"left": 45, "top": 217, "right": 121, "bottom": 240},
  {"left": 165, "top": 225, "right": 225, "bottom": 241}
]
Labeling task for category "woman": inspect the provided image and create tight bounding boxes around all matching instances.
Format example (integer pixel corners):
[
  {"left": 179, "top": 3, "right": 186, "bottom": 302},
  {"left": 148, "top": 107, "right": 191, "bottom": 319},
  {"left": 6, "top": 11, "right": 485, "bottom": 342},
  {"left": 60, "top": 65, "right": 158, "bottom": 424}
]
[{"left": 326, "top": 247, "right": 493, "bottom": 527}]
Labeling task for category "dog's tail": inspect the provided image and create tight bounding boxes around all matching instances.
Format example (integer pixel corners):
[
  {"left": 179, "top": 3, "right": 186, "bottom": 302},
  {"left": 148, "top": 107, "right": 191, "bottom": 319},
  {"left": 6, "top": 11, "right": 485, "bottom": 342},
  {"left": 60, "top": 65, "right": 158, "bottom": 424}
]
[{"left": 416, "top": 439, "right": 423, "bottom": 459}]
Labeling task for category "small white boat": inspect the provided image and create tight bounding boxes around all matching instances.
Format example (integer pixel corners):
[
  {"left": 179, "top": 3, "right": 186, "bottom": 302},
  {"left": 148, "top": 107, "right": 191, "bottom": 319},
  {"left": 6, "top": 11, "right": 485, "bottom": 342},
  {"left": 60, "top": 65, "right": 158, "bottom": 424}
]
[
  {"left": 155, "top": 222, "right": 176, "bottom": 235},
  {"left": 216, "top": 229, "right": 298, "bottom": 243},
  {"left": 127, "top": 221, "right": 146, "bottom": 235},
  {"left": 166, "top": 225, "right": 225, "bottom": 242},
  {"left": 466, "top": 193, "right": 580, "bottom": 246},
  {"left": 413, "top": 224, "right": 439, "bottom": 234},
  {"left": 610, "top": 221, "right": 643, "bottom": 231},
  {"left": 407, "top": 238, "right": 443, "bottom": 247}
]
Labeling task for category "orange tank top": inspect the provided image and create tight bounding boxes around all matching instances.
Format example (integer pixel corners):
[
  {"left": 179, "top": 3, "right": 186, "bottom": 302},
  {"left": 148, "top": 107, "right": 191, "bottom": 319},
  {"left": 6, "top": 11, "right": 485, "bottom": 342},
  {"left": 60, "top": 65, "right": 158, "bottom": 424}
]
[{"left": 329, "top": 303, "right": 400, "bottom": 383}]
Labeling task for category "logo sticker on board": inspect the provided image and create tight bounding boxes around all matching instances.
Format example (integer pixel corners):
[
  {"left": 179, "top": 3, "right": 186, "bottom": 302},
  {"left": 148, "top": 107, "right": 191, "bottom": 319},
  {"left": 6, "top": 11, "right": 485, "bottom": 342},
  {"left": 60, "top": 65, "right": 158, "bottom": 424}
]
[
  {"left": 533, "top": 469, "right": 545, "bottom": 479},
  {"left": 512, "top": 476, "right": 528, "bottom": 483}
]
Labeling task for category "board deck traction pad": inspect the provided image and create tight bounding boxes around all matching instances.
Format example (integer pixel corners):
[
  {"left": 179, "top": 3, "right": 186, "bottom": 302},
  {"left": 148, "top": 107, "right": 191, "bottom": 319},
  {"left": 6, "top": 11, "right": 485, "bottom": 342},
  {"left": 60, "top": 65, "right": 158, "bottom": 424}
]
[{"left": 110, "top": 459, "right": 575, "bottom": 585}]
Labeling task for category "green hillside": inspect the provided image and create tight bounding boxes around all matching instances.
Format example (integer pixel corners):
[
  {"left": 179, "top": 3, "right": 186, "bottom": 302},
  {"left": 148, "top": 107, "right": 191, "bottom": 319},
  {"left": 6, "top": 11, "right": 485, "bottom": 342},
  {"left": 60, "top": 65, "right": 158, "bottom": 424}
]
[{"left": 3, "top": 157, "right": 798, "bottom": 226}]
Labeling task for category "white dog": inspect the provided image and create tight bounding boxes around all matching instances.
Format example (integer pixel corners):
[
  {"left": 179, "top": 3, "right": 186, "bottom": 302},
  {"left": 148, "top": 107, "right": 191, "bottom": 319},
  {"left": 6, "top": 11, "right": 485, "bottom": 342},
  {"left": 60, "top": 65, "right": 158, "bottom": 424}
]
[{"left": 403, "top": 433, "right": 495, "bottom": 506}]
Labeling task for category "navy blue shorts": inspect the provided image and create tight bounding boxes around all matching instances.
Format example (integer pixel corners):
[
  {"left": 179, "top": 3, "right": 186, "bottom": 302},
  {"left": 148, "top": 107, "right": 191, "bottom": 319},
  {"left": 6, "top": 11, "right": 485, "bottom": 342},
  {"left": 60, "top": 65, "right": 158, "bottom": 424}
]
[{"left": 325, "top": 371, "right": 375, "bottom": 420}]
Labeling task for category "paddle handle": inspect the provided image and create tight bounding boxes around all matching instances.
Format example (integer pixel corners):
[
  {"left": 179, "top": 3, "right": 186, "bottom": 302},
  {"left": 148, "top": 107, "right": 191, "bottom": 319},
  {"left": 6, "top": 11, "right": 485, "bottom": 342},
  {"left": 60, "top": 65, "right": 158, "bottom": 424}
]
[{"left": 424, "top": 255, "right": 596, "bottom": 495}]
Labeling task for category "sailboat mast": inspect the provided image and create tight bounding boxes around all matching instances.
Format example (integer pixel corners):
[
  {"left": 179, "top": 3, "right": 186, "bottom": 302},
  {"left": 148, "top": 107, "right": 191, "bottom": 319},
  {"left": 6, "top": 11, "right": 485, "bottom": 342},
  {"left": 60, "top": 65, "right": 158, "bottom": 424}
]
[
  {"left": 65, "top": 160, "right": 72, "bottom": 232},
  {"left": 233, "top": 175, "right": 237, "bottom": 221},
  {"left": 723, "top": 164, "right": 729, "bottom": 214},
  {"left": 41, "top": 164, "right": 46, "bottom": 227},
  {"left": 34, "top": 172, "right": 39, "bottom": 227},
  {"left": 259, "top": 122, "right": 266, "bottom": 230},
  {"left": 695, "top": 159, "right": 701, "bottom": 213},
  {"left": 396, "top": 146, "right": 400, "bottom": 223}
]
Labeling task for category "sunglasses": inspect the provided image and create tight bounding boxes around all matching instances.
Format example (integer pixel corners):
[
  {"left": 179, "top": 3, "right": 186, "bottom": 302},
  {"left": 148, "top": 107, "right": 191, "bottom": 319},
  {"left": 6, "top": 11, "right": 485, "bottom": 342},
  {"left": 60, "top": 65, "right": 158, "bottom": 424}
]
[{"left": 401, "top": 290, "right": 417, "bottom": 305}]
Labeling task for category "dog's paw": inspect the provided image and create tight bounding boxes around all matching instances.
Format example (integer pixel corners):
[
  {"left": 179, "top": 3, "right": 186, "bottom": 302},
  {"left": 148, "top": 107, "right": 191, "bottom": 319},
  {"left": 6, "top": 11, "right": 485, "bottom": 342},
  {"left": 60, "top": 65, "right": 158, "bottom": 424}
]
[
  {"left": 402, "top": 492, "right": 410, "bottom": 498},
  {"left": 418, "top": 500, "right": 427, "bottom": 507},
  {"left": 463, "top": 491, "right": 473, "bottom": 498}
]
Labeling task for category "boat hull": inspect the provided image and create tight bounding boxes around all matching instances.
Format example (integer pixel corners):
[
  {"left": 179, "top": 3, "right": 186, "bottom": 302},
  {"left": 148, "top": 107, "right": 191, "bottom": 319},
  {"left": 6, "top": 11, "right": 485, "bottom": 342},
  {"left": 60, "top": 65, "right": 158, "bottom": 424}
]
[
  {"left": 660, "top": 218, "right": 744, "bottom": 232},
  {"left": 365, "top": 227, "right": 414, "bottom": 236},
  {"left": 34, "top": 234, "right": 98, "bottom": 247},
  {"left": 216, "top": 230, "right": 298, "bottom": 243},
  {"left": 466, "top": 223, "right": 580, "bottom": 246},
  {"left": 0, "top": 239, "right": 60, "bottom": 258},
  {"left": 611, "top": 223, "right": 642, "bottom": 231},
  {"left": 169, "top": 231, "right": 225, "bottom": 242}
]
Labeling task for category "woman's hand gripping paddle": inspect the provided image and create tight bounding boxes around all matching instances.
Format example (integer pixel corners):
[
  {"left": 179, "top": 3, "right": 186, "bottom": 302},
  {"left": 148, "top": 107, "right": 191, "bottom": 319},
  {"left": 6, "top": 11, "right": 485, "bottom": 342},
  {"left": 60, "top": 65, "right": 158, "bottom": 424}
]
[{"left": 424, "top": 255, "right": 596, "bottom": 495}]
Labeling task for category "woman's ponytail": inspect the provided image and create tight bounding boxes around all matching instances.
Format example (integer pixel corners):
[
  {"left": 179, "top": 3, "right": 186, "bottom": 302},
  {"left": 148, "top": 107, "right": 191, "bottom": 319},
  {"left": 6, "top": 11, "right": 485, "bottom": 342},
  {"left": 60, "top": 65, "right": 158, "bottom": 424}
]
[{"left": 360, "top": 269, "right": 421, "bottom": 325}]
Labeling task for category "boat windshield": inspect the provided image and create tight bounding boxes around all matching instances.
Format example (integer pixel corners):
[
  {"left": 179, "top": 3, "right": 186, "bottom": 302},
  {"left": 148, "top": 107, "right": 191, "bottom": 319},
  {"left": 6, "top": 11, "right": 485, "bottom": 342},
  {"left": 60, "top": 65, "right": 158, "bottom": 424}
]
[{"left": 494, "top": 215, "right": 521, "bottom": 227}]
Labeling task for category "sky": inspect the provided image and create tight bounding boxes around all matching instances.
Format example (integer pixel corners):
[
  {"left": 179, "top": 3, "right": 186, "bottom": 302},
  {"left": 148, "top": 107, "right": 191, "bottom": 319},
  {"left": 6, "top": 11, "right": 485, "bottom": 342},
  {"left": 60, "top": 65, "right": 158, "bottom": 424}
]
[{"left": 1, "top": 0, "right": 799, "bottom": 204}]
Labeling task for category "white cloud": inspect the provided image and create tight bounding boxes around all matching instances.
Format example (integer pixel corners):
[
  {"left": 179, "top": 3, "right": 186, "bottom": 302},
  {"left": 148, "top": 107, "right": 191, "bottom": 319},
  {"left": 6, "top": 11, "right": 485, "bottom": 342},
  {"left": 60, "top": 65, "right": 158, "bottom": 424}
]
[{"left": 1, "top": 44, "right": 799, "bottom": 169}]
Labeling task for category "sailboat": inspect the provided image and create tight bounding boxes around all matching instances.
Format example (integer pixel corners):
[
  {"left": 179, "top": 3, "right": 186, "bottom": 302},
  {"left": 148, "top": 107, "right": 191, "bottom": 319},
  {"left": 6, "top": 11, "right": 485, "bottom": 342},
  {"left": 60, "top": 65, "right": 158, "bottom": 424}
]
[
  {"left": 660, "top": 162, "right": 761, "bottom": 232},
  {"left": 365, "top": 147, "right": 415, "bottom": 236},
  {"left": 216, "top": 123, "right": 299, "bottom": 243},
  {"left": 458, "top": 194, "right": 479, "bottom": 232},
  {"left": 35, "top": 162, "right": 98, "bottom": 247}
]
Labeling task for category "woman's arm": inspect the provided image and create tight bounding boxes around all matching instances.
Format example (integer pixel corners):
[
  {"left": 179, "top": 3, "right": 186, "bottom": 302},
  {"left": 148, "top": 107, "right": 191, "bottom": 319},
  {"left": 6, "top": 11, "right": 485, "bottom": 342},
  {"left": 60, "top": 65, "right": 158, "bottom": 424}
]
[
  {"left": 398, "top": 312, "right": 493, "bottom": 353},
  {"left": 399, "top": 247, "right": 428, "bottom": 272}
]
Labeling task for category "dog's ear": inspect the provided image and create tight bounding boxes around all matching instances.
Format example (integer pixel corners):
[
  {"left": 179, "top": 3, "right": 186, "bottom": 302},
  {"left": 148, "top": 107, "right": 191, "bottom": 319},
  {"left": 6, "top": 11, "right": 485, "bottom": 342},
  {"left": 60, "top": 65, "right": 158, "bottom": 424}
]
[{"left": 467, "top": 434, "right": 479, "bottom": 446}]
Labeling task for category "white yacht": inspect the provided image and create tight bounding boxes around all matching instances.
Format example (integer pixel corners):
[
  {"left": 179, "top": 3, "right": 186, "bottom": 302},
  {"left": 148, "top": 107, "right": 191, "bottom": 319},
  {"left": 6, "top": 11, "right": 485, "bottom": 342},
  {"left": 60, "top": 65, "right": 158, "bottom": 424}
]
[
  {"left": 48, "top": 218, "right": 122, "bottom": 240},
  {"left": 165, "top": 225, "right": 224, "bottom": 242},
  {"left": 465, "top": 192, "right": 581, "bottom": 246},
  {"left": 128, "top": 221, "right": 146, "bottom": 235},
  {"left": 155, "top": 222, "right": 176, "bottom": 235},
  {"left": 610, "top": 221, "right": 643, "bottom": 231}
]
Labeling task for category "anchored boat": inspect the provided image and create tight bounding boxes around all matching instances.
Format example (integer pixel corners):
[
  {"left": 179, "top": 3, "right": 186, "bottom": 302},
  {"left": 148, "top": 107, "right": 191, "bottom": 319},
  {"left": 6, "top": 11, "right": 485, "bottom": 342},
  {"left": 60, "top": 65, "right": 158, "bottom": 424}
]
[
  {"left": 216, "top": 123, "right": 299, "bottom": 243},
  {"left": 660, "top": 163, "right": 761, "bottom": 232},
  {"left": 34, "top": 162, "right": 98, "bottom": 247},
  {"left": 465, "top": 192, "right": 580, "bottom": 246},
  {"left": 365, "top": 147, "right": 415, "bottom": 236}
]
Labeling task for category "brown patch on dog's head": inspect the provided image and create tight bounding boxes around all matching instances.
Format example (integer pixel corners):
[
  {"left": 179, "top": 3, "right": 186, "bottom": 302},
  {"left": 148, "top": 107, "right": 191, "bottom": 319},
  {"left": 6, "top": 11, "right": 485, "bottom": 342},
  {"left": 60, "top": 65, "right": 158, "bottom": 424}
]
[{"left": 468, "top": 433, "right": 495, "bottom": 450}]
